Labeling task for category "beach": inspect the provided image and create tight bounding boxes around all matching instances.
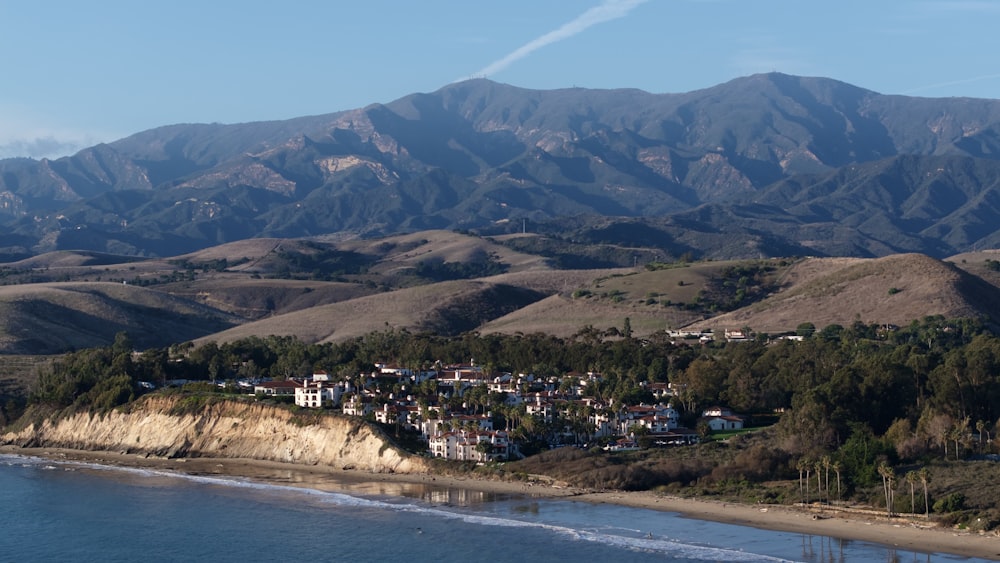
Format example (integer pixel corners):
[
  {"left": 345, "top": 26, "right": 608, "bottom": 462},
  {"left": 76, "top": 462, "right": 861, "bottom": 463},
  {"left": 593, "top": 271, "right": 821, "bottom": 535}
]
[{"left": 3, "top": 445, "right": 997, "bottom": 561}]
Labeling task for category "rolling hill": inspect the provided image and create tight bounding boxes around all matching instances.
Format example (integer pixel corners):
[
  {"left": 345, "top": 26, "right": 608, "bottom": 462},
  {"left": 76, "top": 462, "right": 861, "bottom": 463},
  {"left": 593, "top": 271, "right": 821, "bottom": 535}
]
[{"left": 1, "top": 230, "right": 999, "bottom": 355}]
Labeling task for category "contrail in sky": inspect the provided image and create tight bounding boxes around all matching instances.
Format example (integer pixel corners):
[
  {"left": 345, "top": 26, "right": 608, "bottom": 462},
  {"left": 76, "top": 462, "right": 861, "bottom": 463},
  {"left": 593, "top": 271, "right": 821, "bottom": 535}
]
[
  {"left": 470, "top": 0, "right": 648, "bottom": 79},
  {"left": 902, "top": 72, "right": 1000, "bottom": 95}
]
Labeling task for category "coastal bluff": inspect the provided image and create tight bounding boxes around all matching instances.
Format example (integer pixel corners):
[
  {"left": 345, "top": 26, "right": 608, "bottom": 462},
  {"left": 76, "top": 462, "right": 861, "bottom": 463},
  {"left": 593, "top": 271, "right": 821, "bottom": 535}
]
[{"left": 1, "top": 395, "right": 429, "bottom": 474}]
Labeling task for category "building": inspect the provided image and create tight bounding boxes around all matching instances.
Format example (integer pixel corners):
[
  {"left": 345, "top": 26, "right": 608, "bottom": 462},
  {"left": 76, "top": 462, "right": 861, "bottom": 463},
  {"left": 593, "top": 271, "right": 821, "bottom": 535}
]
[
  {"left": 254, "top": 380, "right": 302, "bottom": 397},
  {"left": 295, "top": 380, "right": 344, "bottom": 408}
]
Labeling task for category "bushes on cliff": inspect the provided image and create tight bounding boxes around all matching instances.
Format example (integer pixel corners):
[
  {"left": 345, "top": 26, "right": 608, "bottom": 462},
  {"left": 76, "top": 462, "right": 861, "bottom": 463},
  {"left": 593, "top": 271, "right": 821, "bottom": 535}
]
[{"left": 29, "top": 331, "right": 139, "bottom": 411}]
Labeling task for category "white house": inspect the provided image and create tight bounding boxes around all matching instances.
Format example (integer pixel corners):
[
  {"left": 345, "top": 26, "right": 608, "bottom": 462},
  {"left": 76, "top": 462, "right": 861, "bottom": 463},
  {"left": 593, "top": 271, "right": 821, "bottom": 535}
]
[
  {"left": 704, "top": 415, "right": 744, "bottom": 432},
  {"left": 701, "top": 406, "right": 744, "bottom": 431},
  {"left": 342, "top": 394, "right": 375, "bottom": 417},
  {"left": 295, "top": 380, "right": 343, "bottom": 408},
  {"left": 428, "top": 430, "right": 509, "bottom": 462}
]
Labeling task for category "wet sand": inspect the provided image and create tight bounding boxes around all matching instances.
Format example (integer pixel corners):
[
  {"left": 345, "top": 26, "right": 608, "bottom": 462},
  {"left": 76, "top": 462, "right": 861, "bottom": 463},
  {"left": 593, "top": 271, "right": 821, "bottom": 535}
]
[{"left": 4, "top": 445, "right": 998, "bottom": 561}]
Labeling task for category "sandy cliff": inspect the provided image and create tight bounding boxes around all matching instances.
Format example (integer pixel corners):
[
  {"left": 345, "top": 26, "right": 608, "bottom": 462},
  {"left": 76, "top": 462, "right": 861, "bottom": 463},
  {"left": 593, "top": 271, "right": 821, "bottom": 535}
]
[{"left": 1, "top": 395, "right": 428, "bottom": 474}]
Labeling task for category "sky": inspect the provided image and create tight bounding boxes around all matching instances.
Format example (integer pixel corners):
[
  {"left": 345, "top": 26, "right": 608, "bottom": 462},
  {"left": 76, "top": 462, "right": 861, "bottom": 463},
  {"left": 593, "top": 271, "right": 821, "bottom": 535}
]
[{"left": 2, "top": 0, "right": 1000, "bottom": 159}]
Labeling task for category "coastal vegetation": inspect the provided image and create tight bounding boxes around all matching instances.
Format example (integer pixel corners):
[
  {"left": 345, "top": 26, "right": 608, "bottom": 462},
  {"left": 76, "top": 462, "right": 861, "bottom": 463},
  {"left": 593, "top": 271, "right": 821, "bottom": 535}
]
[{"left": 9, "top": 314, "right": 1000, "bottom": 531}]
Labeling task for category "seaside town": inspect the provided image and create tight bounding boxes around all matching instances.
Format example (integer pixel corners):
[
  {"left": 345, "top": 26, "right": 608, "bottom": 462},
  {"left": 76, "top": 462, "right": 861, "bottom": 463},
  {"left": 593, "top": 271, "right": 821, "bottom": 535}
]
[{"left": 211, "top": 351, "right": 745, "bottom": 463}]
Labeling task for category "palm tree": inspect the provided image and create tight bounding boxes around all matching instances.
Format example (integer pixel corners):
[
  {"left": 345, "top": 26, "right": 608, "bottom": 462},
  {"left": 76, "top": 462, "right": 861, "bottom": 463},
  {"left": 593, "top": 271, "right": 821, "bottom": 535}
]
[
  {"left": 796, "top": 458, "right": 807, "bottom": 504},
  {"left": 831, "top": 460, "right": 842, "bottom": 501},
  {"left": 821, "top": 456, "right": 831, "bottom": 503},
  {"left": 949, "top": 416, "right": 970, "bottom": 460},
  {"left": 905, "top": 471, "right": 918, "bottom": 514},
  {"left": 803, "top": 460, "right": 812, "bottom": 503},
  {"left": 918, "top": 467, "right": 930, "bottom": 517},
  {"left": 814, "top": 460, "right": 824, "bottom": 503},
  {"left": 877, "top": 462, "right": 895, "bottom": 517}
]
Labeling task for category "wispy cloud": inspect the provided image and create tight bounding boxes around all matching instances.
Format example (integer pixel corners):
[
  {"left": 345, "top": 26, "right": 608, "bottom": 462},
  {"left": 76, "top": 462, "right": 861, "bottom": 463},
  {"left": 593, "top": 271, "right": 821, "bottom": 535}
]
[
  {"left": 0, "top": 136, "right": 88, "bottom": 160},
  {"left": 901, "top": 72, "right": 1000, "bottom": 96},
  {"left": 467, "top": 0, "right": 648, "bottom": 79},
  {"left": 916, "top": 1, "right": 1000, "bottom": 14},
  {"left": 0, "top": 105, "right": 116, "bottom": 160}
]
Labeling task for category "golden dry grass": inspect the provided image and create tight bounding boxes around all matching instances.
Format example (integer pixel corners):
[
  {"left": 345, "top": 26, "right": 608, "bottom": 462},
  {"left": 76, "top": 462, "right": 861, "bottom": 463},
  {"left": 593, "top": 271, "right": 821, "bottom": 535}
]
[
  {"left": 6, "top": 233, "right": 1000, "bottom": 355},
  {"left": 192, "top": 279, "right": 539, "bottom": 346},
  {"left": 0, "top": 282, "right": 240, "bottom": 354},
  {"left": 687, "top": 254, "right": 1000, "bottom": 333},
  {"left": 479, "top": 293, "right": 704, "bottom": 338},
  {"left": 340, "top": 230, "right": 551, "bottom": 275},
  {"left": 156, "top": 278, "right": 378, "bottom": 318}
]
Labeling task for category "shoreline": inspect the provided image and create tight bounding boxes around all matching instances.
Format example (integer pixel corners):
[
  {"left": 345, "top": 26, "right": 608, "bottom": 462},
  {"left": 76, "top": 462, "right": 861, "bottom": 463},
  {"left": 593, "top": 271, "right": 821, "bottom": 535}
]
[{"left": 3, "top": 445, "right": 998, "bottom": 561}]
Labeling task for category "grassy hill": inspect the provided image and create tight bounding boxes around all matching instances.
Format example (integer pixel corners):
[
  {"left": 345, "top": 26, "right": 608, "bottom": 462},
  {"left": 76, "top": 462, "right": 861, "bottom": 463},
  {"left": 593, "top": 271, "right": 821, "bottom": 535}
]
[
  {"left": 689, "top": 254, "right": 1000, "bottom": 333},
  {"left": 1, "top": 232, "right": 999, "bottom": 356},
  {"left": 0, "top": 282, "right": 240, "bottom": 354}
]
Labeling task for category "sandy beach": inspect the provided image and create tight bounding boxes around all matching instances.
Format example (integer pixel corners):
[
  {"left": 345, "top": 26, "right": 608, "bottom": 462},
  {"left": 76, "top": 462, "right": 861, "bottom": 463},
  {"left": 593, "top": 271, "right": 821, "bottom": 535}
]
[{"left": 3, "top": 445, "right": 998, "bottom": 561}]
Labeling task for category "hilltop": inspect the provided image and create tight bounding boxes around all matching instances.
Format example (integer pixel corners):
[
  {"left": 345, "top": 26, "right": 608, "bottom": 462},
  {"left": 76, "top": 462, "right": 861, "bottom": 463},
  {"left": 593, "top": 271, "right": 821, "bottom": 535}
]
[{"left": 4, "top": 74, "right": 1000, "bottom": 259}]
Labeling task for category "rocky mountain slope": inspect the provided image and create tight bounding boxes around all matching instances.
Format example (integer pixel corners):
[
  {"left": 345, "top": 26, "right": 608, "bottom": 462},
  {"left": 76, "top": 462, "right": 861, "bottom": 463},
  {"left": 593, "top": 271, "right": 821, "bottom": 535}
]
[{"left": 3, "top": 73, "right": 1000, "bottom": 258}]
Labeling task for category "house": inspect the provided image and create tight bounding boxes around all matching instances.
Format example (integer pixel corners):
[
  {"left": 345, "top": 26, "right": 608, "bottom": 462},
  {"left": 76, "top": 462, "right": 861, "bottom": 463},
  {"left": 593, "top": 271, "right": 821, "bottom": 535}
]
[
  {"left": 704, "top": 415, "right": 744, "bottom": 431},
  {"left": 255, "top": 380, "right": 302, "bottom": 397},
  {"left": 342, "top": 394, "right": 375, "bottom": 417},
  {"left": 702, "top": 406, "right": 734, "bottom": 417},
  {"left": 701, "top": 406, "right": 744, "bottom": 431},
  {"left": 619, "top": 403, "right": 679, "bottom": 435},
  {"left": 428, "top": 430, "right": 510, "bottom": 462},
  {"left": 646, "top": 382, "right": 671, "bottom": 399},
  {"left": 724, "top": 329, "right": 749, "bottom": 342},
  {"left": 375, "top": 403, "right": 421, "bottom": 429},
  {"left": 295, "top": 380, "right": 343, "bottom": 408}
]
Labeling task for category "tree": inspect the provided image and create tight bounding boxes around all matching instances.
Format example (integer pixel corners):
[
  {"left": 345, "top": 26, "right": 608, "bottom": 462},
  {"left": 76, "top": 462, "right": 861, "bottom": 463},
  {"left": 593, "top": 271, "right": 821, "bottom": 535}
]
[
  {"left": 796, "top": 458, "right": 807, "bottom": 504},
  {"left": 877, "top": 462, "right": 895, "bottom": 517},
  {"left": 623, "top": 317, "right": 633, "bottom": 339},
  {"left": 821, "top": 455, "right": 831, "bottom": 503},
  {"left": 918, "top": 467, "right": 930, "bottom": 517},
  {"left": 923, "top": 411, "right": 953, "bottom": 459},
  {"left": 831, "top": 460, "right": 842, "bottom": 501},
  {"left": 950, "top": 417, "right": 971, "bottom": 460},
  {"left": 814, "top": 460, "right": 824, "bottom": 503},
  {"left": 804, "top": 458, "right": 812, "bottom": 504},
  {"left": 476, "top": 439, "right": 493, "bottom": 460},
  {"left": 905, "top": 471, "right": 918, "bottom": 514},
  {"left": 795, "top": 322, "right": 816, "bottom": 338}
]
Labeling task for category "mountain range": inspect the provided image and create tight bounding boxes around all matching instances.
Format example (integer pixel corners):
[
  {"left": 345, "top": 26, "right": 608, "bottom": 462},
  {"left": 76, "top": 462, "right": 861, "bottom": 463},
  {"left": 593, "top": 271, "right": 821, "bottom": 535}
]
[{"left": 3, "top": 72, "right": 1000, "bottom": 260}]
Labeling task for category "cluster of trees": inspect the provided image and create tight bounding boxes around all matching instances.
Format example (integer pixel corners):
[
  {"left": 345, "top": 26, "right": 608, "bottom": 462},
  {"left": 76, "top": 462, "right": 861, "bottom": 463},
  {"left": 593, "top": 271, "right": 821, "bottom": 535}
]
[
  {"left": 25, "top": 317, "right": 1000, "bottom": 486},
  {"left": 413, "top": 253, "right": 507, "bottom": 281}
]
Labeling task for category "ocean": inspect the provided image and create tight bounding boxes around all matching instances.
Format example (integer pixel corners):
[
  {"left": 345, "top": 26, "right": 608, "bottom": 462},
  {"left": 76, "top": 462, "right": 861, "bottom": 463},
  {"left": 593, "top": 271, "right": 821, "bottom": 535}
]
[{"left": 0, "top": 454, "right": 983, "bottom": 562}]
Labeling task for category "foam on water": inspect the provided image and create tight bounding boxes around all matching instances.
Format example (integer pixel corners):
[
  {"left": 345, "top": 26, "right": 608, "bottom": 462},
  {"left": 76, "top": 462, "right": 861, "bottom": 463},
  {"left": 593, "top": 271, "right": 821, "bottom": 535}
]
[{"left": 1, "top": 453, "right": 797, "bottom": 562}]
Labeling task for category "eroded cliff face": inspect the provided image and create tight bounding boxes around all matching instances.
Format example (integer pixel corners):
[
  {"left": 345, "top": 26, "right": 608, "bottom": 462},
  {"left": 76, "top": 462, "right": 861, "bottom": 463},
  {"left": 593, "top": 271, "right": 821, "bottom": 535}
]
[{"left": 1, "top": 395, "right": 429, "bottom": 474}]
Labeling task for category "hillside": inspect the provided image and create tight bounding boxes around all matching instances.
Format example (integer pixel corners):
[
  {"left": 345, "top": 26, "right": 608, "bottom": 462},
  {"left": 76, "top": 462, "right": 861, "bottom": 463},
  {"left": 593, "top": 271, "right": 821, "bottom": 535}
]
[
  {"left": 195, "top": 279, "right": 549, "bottom": 346},
  {"left": 0, "top": 282, "right": 240, "bottom": 354},
  {"left": 2, "top": 230, "right": 1000, "bottom": 356},
  {"left": 4, "top": 74, "right": 1000, "bottom": 258},
  {"left": 689, "top": 254, "right": 1000, "bottom": 333}
]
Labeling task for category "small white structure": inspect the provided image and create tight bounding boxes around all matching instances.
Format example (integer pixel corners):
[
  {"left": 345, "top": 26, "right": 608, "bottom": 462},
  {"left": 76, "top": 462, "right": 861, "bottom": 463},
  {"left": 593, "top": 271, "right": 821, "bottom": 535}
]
[{"left": 701, "top": 406, "right": 744, "bottom": 431}]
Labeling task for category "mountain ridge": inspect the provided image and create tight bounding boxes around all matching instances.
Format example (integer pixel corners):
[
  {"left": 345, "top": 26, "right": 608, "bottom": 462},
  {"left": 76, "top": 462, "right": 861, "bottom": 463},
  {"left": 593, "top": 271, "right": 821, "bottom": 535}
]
[{"left": 3, "top": 73, "right": 1000, "bottom": 259}]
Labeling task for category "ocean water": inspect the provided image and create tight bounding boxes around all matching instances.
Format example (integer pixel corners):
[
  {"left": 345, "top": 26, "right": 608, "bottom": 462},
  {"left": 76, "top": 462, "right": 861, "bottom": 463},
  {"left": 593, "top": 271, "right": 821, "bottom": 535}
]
[{"left": 0, "top": 454, "right": 982, "bottom": 562}]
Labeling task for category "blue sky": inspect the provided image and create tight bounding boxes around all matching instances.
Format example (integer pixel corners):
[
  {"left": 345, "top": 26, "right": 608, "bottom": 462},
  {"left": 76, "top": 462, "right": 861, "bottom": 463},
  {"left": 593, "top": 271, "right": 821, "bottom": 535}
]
[{"left": 2, "top": 0, "right": 1000, "bottom": 159}]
